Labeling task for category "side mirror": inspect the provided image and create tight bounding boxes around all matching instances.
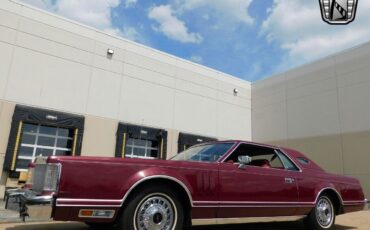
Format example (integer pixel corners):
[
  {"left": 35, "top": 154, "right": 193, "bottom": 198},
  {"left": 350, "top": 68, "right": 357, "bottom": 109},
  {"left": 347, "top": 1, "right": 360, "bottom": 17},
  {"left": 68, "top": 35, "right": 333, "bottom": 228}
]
[{"left": 238, "top": 155, "right": 252, "bottom": 169}]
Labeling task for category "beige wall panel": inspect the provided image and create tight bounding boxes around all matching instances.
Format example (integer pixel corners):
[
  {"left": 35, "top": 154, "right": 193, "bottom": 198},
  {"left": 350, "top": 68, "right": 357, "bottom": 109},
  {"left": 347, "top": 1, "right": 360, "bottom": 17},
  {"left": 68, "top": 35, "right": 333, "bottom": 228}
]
[
  {"left": 0, "top": 42, "right": 14, "bottom": 98},
  {"left": 124, "top": 63, "right": 175, "bottom": 88},
  {"left": 176, "top": 79, "right": 217, "bottom": 99},
  {"left": 176, "top": 68, "right": 218, "bottom": 90},
  {"left": 119, "top": 76, "right": 175, "bottom": 129},
  {"left": 124, "top": 42, "right": 177, "bottom": 66},
  {"left": 219, "top": 92, "right": 251, "bottom": 109},
  {"left": 17, "top": 17, "right": 95, "bottom": 53},
  {"left": 338, "top": 81, "right": 370, "bottom": 133},
  {"left": 217, "top": 101, "right": 251, "bottom": 140},
  {"left": 337, "top": 66, "right": 370, "bottom": 88},
  {"left": 173, "top": 90, "right": 218, "bottom": 137},
  {"left": 286, "top": 77, "right": 337, "bottom": 100},
  {"left": 0, "top": 26, "right": 17, "bottom": 44},
  {"left": 335, "top": 43, "right": 370, "bottom": 75},
  {"left": 86, "top": 69, "right": 122, "bottom": 119},
  {"left": 94, "top": 41, "right": 125, "bottom": 62},
  {"left": 38, "top": 56, "right": 91, "bottom": 114},
  {"left": 0, "top": 102, "right": 14, "bottom": 155},
  {"left": 287, "top": 91, "right": 340, "bottom": 139},
  {"left": 16, "top": 32, "right": 92, "bottom": 66},
  {"left": 218, "top": 80, "right": 251, "bottom": 100},
  {"left": 174, "top": 59, "right": 222, "bottom": 80},
  {"left": 5, "top": 47, "right": 44, "bottom": 105},
  {"left": 252, "top": 91, "right": 286, "bottom": 108},
  {"left": 285, "top": 58, "right": 335, "bottom": 89},
  {"left": 93, "top": 54, "right": 123, "bottom": 74},
  {"left": 341, "top": 131, "right": 370, "bottom": 175},
  {"left": 18, "top": 5, "right": 97, "bottom": 42},
  {"left": 81, "top": 116, "right": 117, "bottom": 157},
  {"left": 0, "top": 8, "right": 18, "bottom": 28},
  {"left": 252, "top": 73, "right": 285, "bottom": 99},
  {"left": 124, "top": 51, "right": 176, "bottom": 77},
  {"left": 252, "top": 102, "right": 288, "bottom": 143},
  {"left": 287, "top": 135, "right": 343, "bottom": 174},
  {"left": 5, "top": 47, "right": 91, "bottom": 113},
  {"left": 93, "top": 31, "right": 129, "bottom": 52}
]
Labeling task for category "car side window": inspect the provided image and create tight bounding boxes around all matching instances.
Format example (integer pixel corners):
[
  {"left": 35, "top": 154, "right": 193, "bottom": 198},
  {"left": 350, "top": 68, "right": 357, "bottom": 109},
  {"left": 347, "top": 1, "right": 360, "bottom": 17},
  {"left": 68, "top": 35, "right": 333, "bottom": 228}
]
[
  {"left": 275, "top": 150, "right": 299, "bottom": 171},
  {"left": 224, "top": 144, "right": 286, "bottom": 170}
]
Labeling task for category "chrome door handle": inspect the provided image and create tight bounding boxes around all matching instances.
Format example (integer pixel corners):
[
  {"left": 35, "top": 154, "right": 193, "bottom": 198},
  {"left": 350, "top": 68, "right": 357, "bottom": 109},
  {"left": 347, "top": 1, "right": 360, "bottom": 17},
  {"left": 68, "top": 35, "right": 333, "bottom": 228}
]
[{"left": 285, "top": 178, "right": 295, "bottom": 184}]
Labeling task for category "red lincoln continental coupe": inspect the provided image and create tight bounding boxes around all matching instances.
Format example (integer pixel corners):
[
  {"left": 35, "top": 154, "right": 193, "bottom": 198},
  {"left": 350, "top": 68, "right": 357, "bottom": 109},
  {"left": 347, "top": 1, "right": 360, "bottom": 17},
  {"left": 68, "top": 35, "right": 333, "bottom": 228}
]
[{"left": 20, "top": 141, "right": 367, "bottom": 230}]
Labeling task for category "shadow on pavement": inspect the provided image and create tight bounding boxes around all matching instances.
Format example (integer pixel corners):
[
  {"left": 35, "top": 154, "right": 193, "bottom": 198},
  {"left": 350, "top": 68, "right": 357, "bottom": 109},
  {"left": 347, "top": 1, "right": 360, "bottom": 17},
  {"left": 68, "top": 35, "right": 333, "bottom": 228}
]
[{"left": 3, "top": 221, "right": 357, "bottom": 230}]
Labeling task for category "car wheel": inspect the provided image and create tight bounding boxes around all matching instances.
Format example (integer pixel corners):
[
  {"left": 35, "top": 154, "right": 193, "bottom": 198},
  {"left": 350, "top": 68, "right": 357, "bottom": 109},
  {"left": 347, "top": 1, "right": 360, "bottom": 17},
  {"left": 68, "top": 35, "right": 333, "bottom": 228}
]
[
  {"left": 119, "top": 185, "right": 184, "bottom": 230},
  {"left": 305, "top": 195, "right": 336, "bottom": 230}
]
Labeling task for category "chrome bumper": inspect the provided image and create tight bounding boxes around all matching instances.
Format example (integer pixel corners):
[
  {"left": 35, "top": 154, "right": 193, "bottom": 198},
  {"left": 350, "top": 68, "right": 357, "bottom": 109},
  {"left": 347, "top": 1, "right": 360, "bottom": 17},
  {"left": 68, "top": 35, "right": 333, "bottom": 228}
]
[
  {"left": 19, "top": 190, "right": 53, "bottom": 221},
  {"left": 4, "top": 188, "right": 27, "bottom": 209}
]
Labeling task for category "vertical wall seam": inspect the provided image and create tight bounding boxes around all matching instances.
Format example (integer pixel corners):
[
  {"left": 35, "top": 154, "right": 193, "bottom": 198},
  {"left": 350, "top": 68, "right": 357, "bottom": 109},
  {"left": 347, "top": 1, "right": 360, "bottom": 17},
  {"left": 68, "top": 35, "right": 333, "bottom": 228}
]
[
  {"left": 2, "top": 10, "right": 20, "bottom": 100},
  {"left": 333, "top": 55, "right": 346, "bottom": 175}
]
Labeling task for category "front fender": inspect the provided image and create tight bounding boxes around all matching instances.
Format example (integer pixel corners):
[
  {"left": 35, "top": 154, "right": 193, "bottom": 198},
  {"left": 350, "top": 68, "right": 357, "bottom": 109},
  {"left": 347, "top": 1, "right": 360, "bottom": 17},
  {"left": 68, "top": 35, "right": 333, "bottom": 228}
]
[{"left": 119, "top": 167, "right": 194, "bottom": 205}]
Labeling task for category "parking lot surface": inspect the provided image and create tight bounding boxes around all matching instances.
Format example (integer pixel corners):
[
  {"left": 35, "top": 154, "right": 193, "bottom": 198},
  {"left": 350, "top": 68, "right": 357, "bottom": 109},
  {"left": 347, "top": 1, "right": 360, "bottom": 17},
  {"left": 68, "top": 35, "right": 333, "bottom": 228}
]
[{"left": 0, "top": 211, "right": 369, "bottom": 230}]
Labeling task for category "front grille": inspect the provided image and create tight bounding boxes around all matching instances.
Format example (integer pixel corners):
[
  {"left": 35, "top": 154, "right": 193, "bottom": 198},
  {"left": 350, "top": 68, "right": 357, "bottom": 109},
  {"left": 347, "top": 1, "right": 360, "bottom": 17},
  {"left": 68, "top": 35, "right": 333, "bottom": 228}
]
[{"left": 33, "top": 164, "right": 47, "bottom": 194}]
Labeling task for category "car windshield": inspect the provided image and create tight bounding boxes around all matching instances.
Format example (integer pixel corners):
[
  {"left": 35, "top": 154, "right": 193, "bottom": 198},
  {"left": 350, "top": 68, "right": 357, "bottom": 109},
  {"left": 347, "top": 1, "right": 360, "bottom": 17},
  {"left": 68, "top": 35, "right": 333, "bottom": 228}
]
[{"left": 171, "top": 143, "right": 235, "bottom": 162}]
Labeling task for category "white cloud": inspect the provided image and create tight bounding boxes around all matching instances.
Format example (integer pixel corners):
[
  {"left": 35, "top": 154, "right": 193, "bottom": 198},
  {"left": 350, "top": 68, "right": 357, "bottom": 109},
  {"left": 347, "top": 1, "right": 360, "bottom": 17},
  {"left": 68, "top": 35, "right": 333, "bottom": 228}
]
[
  {"left": 55, "top": 0, "right": 120, "bottom": 30},
  {"left": 148, "top": 5, "right": 203, "bottom": 44},
  {"left": 179, "top": 0, "right": 254, "bottom": 25},
  {"left": 21, "top": 0, "right": 55, "bottom": 11},
  {"left": 190, "top": 55, "right": 203, "bottom": 63},
  {"left": 20, "top": 0, "right": 145, "bottom": 42},
  {"left": 261, "top": 0, "right": 370, "bottom": 71}
]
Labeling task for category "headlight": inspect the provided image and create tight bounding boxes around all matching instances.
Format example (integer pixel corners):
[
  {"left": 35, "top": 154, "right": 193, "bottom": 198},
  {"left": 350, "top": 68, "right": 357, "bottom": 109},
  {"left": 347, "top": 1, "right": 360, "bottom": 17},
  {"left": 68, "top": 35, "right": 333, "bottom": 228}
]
[{"left": 43, "top": 164, "right": 60, "bottom": 192}]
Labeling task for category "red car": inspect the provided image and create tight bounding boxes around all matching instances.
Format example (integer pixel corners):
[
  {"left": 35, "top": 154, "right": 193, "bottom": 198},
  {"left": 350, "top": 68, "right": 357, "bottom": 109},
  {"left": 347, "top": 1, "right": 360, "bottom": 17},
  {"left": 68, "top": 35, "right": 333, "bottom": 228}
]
[{"left": 20, "top": 141, "right": 367, "bottom": 230}]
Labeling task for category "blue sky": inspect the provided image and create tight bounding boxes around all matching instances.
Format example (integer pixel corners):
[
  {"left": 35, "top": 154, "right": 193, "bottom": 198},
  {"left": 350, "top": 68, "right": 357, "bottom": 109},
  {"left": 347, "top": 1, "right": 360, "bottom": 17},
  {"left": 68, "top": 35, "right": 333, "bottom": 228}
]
[{"left": 21, "top": 0, "right": 370, "bottom": 82}]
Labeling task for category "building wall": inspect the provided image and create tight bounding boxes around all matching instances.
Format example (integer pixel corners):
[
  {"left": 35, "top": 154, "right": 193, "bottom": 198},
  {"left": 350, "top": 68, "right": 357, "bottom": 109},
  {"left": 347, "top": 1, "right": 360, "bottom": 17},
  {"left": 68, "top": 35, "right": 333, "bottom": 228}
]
[
  {"left": 0, "top": 0, "right": 251, "bottom": 195},
  {"left": 0, "top": 0, "right": 252, "bottom": 140},
  {"left": 252, "top": 42, "right": 370, "bottom": 198}
]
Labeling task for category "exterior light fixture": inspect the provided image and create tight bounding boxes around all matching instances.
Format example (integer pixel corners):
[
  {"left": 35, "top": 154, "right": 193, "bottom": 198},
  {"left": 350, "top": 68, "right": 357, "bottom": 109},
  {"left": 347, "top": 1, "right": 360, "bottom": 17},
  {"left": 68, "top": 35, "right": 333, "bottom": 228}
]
[
  {"left": 107, "top": 48, "right": 114, "bottom": 55},
  {"left": 233, "top": 88, "right": 239, "bottom": 95}
]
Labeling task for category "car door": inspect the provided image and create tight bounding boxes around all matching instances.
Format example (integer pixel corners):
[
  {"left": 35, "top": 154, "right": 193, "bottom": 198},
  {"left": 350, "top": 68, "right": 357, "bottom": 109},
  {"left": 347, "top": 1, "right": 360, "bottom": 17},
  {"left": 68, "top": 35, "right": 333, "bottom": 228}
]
[{"left": 217, "top": 145, "right": 299, "bottom": 218}]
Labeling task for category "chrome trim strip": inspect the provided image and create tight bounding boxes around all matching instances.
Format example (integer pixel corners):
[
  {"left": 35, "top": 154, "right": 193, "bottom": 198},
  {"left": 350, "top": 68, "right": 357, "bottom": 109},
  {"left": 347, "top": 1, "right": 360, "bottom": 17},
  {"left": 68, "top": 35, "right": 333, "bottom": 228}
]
[
  {"left": 57, "top": 198, "right": 122, "bottom": 203},
  {"left": 194, "top": 201, "right": 315, "bottom": 204},
  {"left": 58, "top": 204, "right": 121, "bottom": 207},
  {"left": 343, "top": 199, "right": 369, "bottom": 206},
  {"left": 192, "top": 215, "right": 306, "bottom": 226},
  {"left": 120, "top": 175, "right": 193, "bottom": 207},
  {"left": 194, "top": 205, "right": 314, "bottom": 208}
]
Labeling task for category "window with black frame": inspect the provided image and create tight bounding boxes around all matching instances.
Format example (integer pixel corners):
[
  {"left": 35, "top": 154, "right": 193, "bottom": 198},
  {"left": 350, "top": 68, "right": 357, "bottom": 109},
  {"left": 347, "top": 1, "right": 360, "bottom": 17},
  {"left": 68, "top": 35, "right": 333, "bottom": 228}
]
[
  {"left": 177, "top": 132, "right": 217, "bottom": 153},
  {"left": 4, "top": 105, "right": 84, "bottom": 177},
  {"left": 16, "top": 123, "right": 74, "bottom": 171},
  {"left": 116, "top": 123, "right": 168, "bottom": 160}
]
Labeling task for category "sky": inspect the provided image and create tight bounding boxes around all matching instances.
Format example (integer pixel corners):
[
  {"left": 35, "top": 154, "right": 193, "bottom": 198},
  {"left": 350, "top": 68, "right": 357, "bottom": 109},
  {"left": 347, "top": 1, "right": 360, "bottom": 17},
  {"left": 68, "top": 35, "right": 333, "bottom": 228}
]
[{"left": 20, "top": 0, "right": 370, "bottom": 82}]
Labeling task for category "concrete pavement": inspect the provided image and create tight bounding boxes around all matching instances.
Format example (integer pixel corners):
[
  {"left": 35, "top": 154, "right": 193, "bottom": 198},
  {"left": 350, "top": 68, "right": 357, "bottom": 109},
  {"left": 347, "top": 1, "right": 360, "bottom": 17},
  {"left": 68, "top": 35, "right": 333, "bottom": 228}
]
[{"left": 0, "top": 211, "right": 369, "bottom": 230}]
